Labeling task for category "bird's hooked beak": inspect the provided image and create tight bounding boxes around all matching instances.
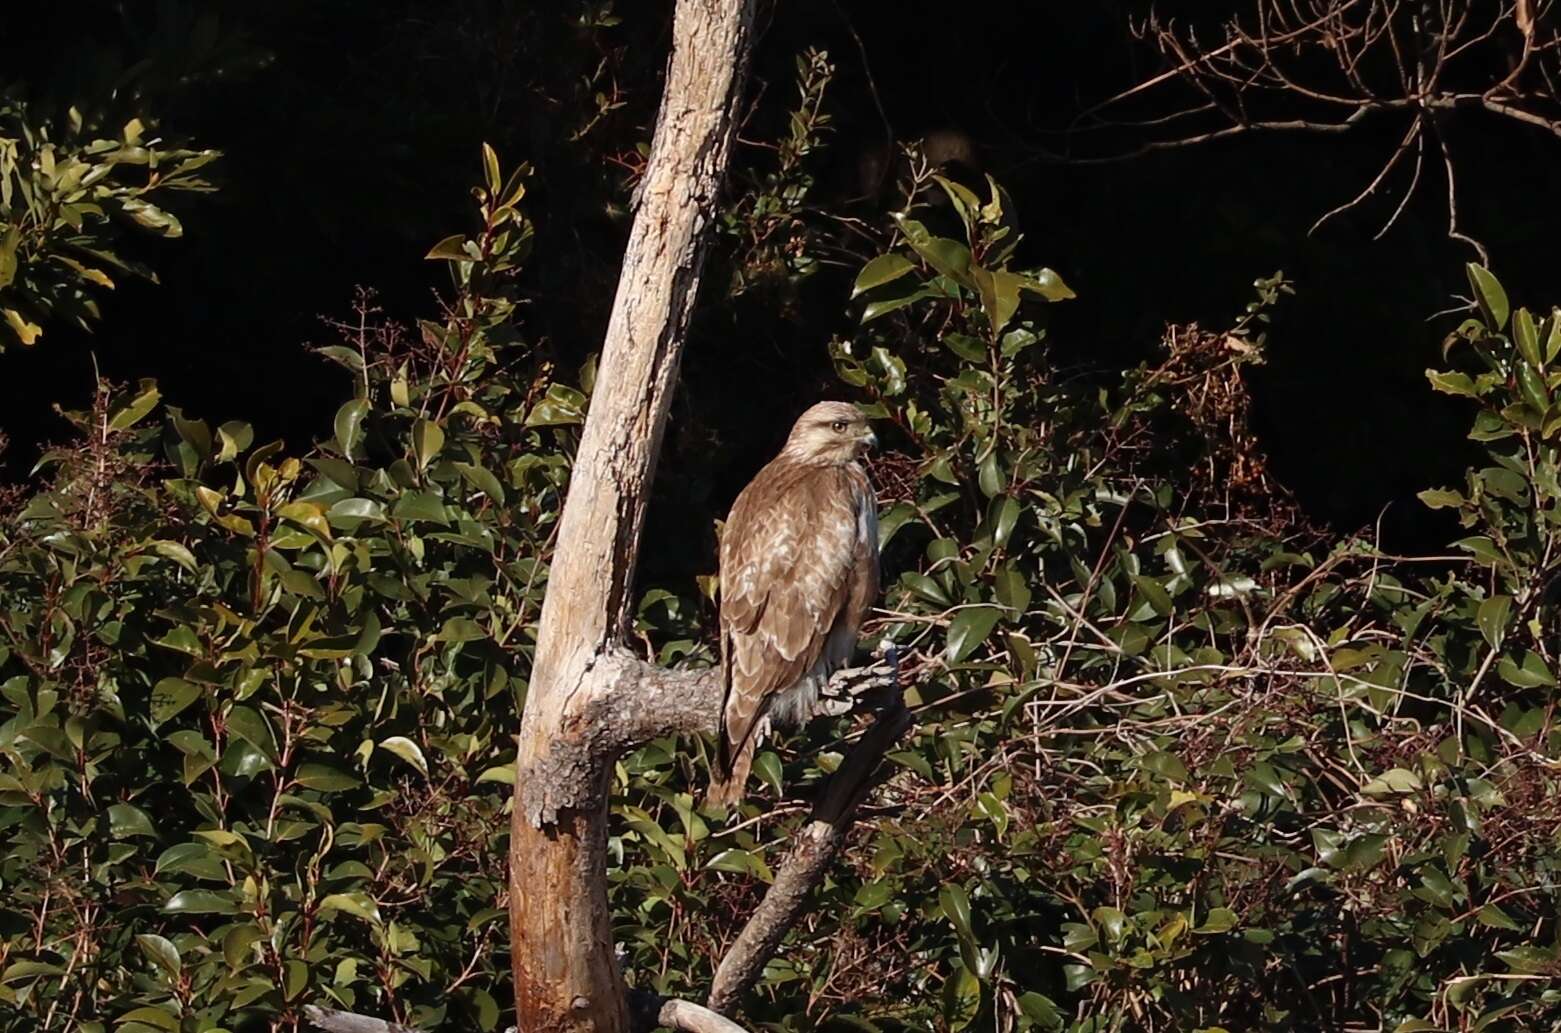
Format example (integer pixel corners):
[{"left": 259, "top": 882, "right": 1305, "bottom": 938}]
[{"left": 858, "top": 428, "right": 878, "bottom": 452}]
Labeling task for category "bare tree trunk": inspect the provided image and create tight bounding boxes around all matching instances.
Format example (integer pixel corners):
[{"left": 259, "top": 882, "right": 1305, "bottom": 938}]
[{"left": 507, "top": 2, "right": 758, "bottom": 1031}]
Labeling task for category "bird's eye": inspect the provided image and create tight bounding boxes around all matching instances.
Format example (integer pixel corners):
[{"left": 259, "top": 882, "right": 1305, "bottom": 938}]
[{"left": 831, "top": 420, "right": 848, "bottom": 432}]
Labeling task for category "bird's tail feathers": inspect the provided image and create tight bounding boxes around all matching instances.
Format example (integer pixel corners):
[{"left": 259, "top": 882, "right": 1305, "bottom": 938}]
[{"left": 706, "top": 738, "right": 753, "bottom": 809}]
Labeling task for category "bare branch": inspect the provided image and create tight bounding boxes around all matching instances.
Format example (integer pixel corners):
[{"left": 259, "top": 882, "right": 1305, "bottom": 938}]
[
  {"left": 303, "top": 1005, "right": 420, "bottom": 1033},
  {"left": 630, "top": 992, "right": 753, "bottom": 1033},
  {"left": 1308, "top": 114, "right": 1422, "bottom": 234},
  {"left": 1432, "top": 119, "right": 1490, "bottom": 264},
  {"left": 1051, "top": 0, "right": 1561, "bottom": 246},
  {"left": 706, "top": 683, "right": 913, "bottom": 1015},
  {"left": 507, "top": 1, "right": 760, "bottom": 1029}
]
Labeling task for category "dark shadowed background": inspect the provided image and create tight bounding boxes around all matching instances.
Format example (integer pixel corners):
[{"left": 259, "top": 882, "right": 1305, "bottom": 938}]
[{"left": 4, "top": 0, "right": 1555, "bottom": 558}]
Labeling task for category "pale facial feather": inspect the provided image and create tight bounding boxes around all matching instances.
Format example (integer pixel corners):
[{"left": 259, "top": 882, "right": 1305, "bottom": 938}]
[{"left": 780, "top": 401, "right": 876, "bottom": 466}]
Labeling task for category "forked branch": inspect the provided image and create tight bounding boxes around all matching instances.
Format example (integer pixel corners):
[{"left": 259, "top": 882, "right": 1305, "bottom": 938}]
[
  {"left": 1037, "top": 0, "right": 1561, "bottom": 253},
  {"left": 707, "top": 672, "right": 912, "bottom": 1015}
]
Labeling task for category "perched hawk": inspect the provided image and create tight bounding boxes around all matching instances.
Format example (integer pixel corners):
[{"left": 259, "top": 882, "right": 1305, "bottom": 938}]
[{"left": 708, "top": 401, "right": 880, "bottom": 806}]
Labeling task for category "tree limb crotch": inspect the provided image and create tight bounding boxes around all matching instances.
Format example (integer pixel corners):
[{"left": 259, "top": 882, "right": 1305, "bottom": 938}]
[
  {"left": 707, "top": 674, "right": 911, "bottom": 1015},
  {"left": 507, "top": 0, "right": 760, "bottom": 1028}
]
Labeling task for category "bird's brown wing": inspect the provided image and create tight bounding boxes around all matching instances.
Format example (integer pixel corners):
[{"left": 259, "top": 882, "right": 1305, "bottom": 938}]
[
  {"left": 840, "top": 463, "right": 880, "bottom": 642},
  {"left": 715, "top": 461, "right": 864, "bottom": 785}
]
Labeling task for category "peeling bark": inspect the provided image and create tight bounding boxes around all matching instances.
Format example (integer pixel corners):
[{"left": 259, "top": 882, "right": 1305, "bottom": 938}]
[{"left": 507, "top": 2, "right": 758, "bottom": 1031}]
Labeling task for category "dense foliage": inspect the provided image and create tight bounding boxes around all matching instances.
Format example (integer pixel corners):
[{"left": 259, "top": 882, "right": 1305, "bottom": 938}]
[
  {"left": 0, "top": 99, "right": 215, "bottom": 348},
  {"left": 3, "top": 33, "right": 1561, "bottom": 1033}
]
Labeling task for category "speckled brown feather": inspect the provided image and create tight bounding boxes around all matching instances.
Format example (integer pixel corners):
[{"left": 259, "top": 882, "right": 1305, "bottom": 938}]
[{"left": 709, "top": 448, "right": 877, "bottom": 806}]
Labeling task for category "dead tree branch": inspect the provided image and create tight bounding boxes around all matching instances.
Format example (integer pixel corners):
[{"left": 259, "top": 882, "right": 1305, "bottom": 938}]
[
  {"left": 707, "top": 682, "right": 912, "bottom": 1015},
  {"left": 302, "top": 1006, "right": 420, "bottom": 1033},
  {"left": 307, "top": 996, "right": 756, "bottom": 1033},
  {"left": 1039, "top": 0, "right": 1561, "bottom": 253},
  {"left": 629, "top": 991, "right": 753, "bottom": 1033},
  {"left": 506, "top": 1, "right": 759, "bottom": 1030}
]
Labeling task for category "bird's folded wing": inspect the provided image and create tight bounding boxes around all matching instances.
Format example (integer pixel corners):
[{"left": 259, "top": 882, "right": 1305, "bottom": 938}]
[{"left": 718, "top": 463, "right": 860, "bottom": 765}]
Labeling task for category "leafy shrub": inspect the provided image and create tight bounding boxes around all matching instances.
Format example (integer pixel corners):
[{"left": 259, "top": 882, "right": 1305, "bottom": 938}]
[
  {"left": 0, "top": 100, "right": 216, "bottom": 348},
  {"left": 0, "top": 150, "right": 559, "bottom": 1031},
  {"left": 3, "top": 105, "right": 1561, "bottom": 1033}
]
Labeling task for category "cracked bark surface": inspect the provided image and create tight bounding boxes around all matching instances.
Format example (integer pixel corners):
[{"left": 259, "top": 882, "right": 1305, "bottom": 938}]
[{"left": 506, "top": 2, "right": 759, "bottom": 1030}]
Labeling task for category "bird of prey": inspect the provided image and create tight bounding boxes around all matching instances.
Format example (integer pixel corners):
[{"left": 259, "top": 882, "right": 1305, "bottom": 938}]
[{"left": 708, "top": 401, "right": 880, "bottom": 807}]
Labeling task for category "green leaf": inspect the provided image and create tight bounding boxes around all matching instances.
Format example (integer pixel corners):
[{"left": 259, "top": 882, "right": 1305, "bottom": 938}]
[
  {"left": 0, "top": 227, "right": 18, "bottom": 289},
  {"left": 319, "top": 892, "right": 382, "bottom": 924},
  {"left": 939, "top": 883, "right": 974, "bottom": 941},
  {"left": 1017, "top": 267, "right": 1075, "bottom": 301},
  {"left": 226, "top": 705, "right": 277, "bottom": 763},
  {"left": 1514, "top": 307, "right": 1541, "bottom": 366},
  {"left": 217, "top": 421, "right": 254, "bottom": 462},
  {"left": 222, "top": 924, "right": 265, "bottom": 969},
  {"left": 526, "top": 383, "right": 587, "bottom": 426},
  {"left": 482, "top": 141, "right": 502, "bottom": 194},
  {"left": 334, "top": 398, "right": 369, "bottom": 456},
  {"left": 1193, "top": 907, "right": 1238, "bottom": 934},
  {"left": 944, "top": 333, "right": 988, "bottom": 364},
  {"left": 1016, "top": 992, "right": 1062, "bottom": 1029},
  {"left": 0, "top": 960, "right": 65, "bottom": 983},
  {"left": 109, "top": 803, "right": 155, "bottom": 838},
  {"left": 707, "top": 848, "right": 773, "bottom": 882},
  {"left": 945, "top": 606, "right": 1001, "bottom": 663},
  {"left": 163, "top": 889, "right": 240, "bottom": 914},
  {"left": 391, "top": 491, "right": 449, "bottom": 524},
  {"left": 942, "top": 966, "right": 981, "bottom": 1032},
  {"left": 476, "top": 765, "right": 515, "bottom": 785},
  {"left": 992, "top": 566, "right": 1031, "bottom": 616},
  {"left": 109, "top": 381, "right": 161, "bottom": 430},
  {"left": 1467, "top": 263, "right": 1509, "bottom": 331},
  {"left": 121, "top": 198, "right": 183, "bottom": 237},
  {"left": 1426, "top": 370, "right": 1478, "bottom": 398},
  {"left": 991, "top": 496, "right": 1022, "bottom": 547},
  {"left": 1498, "top": 650, "right": 1556, "bottom": 688},
  {"left": 412, "top": 419, "right": 445, "bottom": 469},
  {"left": 753, "top": 751, "right": 784, "bottom": 794},
  {"left": 437, "top": 617, "right": 487, "bottom": 642},
  {"left": 457, "top": 462, "right": 506, "bottom": 504},
  {"left": 154, "top": 842, "right": 215, "bottom": 877},
  {"left": 1454, "top": 536, "right": 1506, "bottom": 566},
  {"left": 294, "top": 764, "right": 360, "bottom": 792},
  {"left": 972, "top": 266, "right": 1022, "bottom": 339},
  {"left": 1361, "top": 767, "right": 1423, "bottom": 795},
  {"left": 1417, "top": 488, "right": 1465, "bottom": 510},
  {"left": 425, "top": 234, "right": 472, "bottom": 261},
  {"left": 1132, "top": 575, "right": 1174, "bottom": 617},
  {"left": 1091, "top": 905, "right": 1127, "bottom": 941},
  {"left": 2, "top": 308, "right": 42, "bottom": 346},
  {"left": 277, "top": 500, "right": 332, "bottom": 539},
  {"left": 328, "top": 497, "right": 387, "bottom": 525},
  {"left": 1477, "top": 595, "right": 1512, "bottom": 649},
  {"left": 378, "top": 735, "right": 429, "bottom": 777},
  {"left": 150, "top": 677, "right": 201, "bottom": 726},
  {"left": 135, "top": 934, "right": 181, "bottom": 978},
  {"left": 118, "top": 1006, "right": 181, "bottom": 1031},
  {"left": 1477, "top": 903, "right": 1522, "bottom": 932},
  {"left": 1138, "top": 750, "right": 1189, "bottom": 783},
  {"left": 861, "top": 286, "right": 934, "bottom": 323},
  {"left": 895, "top": 221, "right": 971, "bottom": 285},
  {"left": 852, "top": 253, "right": 915, "bottom": 298},
  {"left": 150, "top": 539, "right": 198, "bottom": 572}
]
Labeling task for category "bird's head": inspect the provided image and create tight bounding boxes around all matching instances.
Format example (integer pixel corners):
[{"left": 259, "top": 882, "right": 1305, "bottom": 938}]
[{"left": 782, "top": 401, "right": 877, "bottom": 466}]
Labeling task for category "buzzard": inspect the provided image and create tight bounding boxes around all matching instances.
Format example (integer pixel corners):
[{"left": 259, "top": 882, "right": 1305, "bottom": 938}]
[{"left": 708, "top": 401, "right": 880, "bottom": 806}]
